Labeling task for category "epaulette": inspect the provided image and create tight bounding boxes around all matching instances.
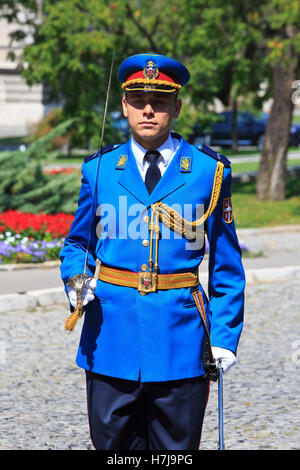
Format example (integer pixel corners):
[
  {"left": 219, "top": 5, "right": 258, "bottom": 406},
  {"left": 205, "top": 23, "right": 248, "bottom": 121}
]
[
  {"left": 171, "top": 131, "right": 181, "bottom": 142},
  {"left": 84, "top": 144, "right": 121, "bottom": 163},
  {"left": 196, "top": 144, "right": 231, "bottom": 168}
]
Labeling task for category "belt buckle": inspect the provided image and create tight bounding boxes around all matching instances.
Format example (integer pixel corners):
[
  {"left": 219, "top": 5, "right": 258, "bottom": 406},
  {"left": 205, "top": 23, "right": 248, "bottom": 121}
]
[{"left": 138, "top": 271, "right": 158, "bottom": 295}]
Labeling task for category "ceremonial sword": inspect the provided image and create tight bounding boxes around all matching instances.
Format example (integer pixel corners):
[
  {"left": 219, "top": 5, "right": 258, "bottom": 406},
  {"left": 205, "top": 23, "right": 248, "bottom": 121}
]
[
  {"left": 65, "top": 53, "right": 115, "bottom": 331},
  {"left": 218, "top": 364, "right": 225, "bottom": 450}
]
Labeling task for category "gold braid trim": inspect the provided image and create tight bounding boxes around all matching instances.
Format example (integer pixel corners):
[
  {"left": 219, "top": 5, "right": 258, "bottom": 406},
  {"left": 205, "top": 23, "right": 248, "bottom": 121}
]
[
  {"left": 122, "top": 78, "right": 182, "bottom": 91},
  {"left": 151, "top": 161, "right": 224, "bottom": 239}
]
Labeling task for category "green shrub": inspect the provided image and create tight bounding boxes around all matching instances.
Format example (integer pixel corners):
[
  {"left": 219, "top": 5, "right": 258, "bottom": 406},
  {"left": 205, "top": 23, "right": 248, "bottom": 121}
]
[{"left": 0, "top": 119, "right": 81, "bottom": 214}]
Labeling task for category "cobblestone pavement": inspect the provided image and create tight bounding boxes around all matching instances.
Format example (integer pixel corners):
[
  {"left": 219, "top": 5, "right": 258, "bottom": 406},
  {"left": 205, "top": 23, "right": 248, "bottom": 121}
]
[
  {"left": 0, "top": 278, "right": 299, "bottom": 450},
  {"left": 201, "top": 278, "right": 300, "bottom": 450}
]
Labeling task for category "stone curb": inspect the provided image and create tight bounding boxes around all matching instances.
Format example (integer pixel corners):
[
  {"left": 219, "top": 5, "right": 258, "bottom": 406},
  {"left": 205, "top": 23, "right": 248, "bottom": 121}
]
[
  {"left": 0, "top": 287, "right": 66, "bottom": 313},
  {"left": 198, "top": 265, "right": 300, "bottom": 287},
  {"left": 1, "top": 265, "right": 300, "bottom": 313},
  {"left": 0, "top": 260, "right": 60, "bottom": 271},
  {"left": 232, "top": 164, "right": 300, "bottom": 183},
  {"left": 244, "top": 264, "right": 300, "bottom": 285},
  {"left": 237, "top": 224, "right": 300, "bottom": 235}
]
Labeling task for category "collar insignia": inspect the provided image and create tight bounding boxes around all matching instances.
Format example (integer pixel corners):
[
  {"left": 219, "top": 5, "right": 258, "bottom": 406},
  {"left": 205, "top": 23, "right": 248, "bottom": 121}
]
[
  {"left": 116, "top": 154, "right": 128, "bottom": 169},
  {"left": 180, "top": 156, "right": 192, "bottom": 172}
]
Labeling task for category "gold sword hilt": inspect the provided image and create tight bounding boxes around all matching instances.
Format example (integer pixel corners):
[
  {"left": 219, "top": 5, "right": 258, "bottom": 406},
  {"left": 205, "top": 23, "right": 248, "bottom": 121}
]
[
  {"left": 64, "top": 259, "right": 101, "bottom": 331},
  {"left": 65, "top": 273, "right": 91, "bottom": 331}
]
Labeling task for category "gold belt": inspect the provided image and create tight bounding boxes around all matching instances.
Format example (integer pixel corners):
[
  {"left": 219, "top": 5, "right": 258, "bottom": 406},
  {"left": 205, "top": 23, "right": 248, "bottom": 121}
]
[{"left": 99, "top": 264, "right": 198, "bottom": 295}]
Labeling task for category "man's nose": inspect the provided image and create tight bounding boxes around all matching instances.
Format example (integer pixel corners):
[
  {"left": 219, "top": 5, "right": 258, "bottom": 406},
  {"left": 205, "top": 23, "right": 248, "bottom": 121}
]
[{"left": 143, "top": 102, "right": 155, "bottom": 114}]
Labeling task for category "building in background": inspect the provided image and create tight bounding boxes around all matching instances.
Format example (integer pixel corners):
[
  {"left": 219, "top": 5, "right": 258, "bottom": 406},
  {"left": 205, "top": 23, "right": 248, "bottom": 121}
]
[{"left": 0, "top": 16, "right": 44, "bottom": 139}]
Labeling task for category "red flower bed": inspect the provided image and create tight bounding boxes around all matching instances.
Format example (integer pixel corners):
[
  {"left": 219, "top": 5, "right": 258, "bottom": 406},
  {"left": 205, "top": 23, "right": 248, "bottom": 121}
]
[
  {"left": 44, "top": 167, "right": 78, "bottom": 175},
  {"left": 0, "top": 210, "right": 74, "bottom": 239}
]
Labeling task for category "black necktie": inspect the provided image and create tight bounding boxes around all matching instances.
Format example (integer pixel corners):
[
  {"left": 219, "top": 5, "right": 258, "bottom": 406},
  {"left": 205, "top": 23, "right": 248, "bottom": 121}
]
[{"left": 144, "top": 150, "right": 161, "bottom": 194}]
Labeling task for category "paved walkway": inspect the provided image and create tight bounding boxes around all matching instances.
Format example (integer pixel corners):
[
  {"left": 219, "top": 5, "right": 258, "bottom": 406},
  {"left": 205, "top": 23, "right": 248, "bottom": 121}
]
[
  {"left": 229, "top": 149, "right": 300, "bottom": 163},
  {"left": 0, "top": 225, "right": 299, "bottom": 450},
  {"left": 201, "top": 277, "right": 300, "bottom": 450},
  {"left": 0, "top": 277, "right": 299, "bottom": 450}
]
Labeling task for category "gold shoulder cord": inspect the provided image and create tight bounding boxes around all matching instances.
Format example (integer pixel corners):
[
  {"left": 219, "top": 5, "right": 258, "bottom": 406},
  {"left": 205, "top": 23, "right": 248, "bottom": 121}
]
[
  {"left": 140, "top": 161, "right": 224, "bottom": 292},
  {"left": 151, "top": 161, "right": 224, "bottom": 239}
]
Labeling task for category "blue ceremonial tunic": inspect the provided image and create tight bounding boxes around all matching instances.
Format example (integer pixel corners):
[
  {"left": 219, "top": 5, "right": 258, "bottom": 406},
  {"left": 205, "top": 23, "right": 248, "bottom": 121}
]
[{"left": 60, "top": 134, "right": 245, "bottom": 382}]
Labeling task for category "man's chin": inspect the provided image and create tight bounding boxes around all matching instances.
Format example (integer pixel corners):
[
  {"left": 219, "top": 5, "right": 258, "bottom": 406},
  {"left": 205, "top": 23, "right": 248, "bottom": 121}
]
[{"left": 133, "top": 129, "right": 169, "bottom": 148}]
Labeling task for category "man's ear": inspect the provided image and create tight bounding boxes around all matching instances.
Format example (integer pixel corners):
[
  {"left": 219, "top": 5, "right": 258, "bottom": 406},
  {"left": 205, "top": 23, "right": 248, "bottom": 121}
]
[
  {"left": 122, "top": 95, "right": 128, "bottom": 118},
  {"left": 173, "top": 98, "right": 182, "bottom": 119}
]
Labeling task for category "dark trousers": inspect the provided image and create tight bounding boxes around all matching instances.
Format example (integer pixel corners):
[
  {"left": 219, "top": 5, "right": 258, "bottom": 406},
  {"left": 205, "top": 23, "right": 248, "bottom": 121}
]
[{"left": 85, "top": 371, "right": 209, "bottom": 450}]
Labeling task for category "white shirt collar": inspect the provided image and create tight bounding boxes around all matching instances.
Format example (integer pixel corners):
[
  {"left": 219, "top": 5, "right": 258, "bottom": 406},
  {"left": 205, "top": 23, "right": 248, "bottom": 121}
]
[{"left": 130, "top": 133, "right": 179, "bottom": 176}]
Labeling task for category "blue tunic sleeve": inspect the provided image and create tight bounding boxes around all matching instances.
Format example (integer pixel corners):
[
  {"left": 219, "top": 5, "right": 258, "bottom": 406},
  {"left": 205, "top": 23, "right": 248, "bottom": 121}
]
[
  {"left": 60, "top": 162, "right": 98, "bottom": 285},
  {"left": 205, "top": 165, "right": 245, "bottom": 355}
]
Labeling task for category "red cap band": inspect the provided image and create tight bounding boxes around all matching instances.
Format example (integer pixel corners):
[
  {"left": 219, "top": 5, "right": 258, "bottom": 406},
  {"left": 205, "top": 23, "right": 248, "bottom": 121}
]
[{"left": 125, "top": 70, "right": 180, "bottom": 85}]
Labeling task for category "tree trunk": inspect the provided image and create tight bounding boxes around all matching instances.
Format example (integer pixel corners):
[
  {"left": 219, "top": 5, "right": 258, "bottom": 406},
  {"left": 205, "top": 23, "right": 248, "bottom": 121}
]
[{"left": 256, "top": 58, "right": 297, "bottom": 201}]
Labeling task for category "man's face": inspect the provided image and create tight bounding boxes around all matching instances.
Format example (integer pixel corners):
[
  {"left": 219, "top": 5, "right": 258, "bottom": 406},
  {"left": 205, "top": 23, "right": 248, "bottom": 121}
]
[{"left": 122, "top": 91, "right": 182, "bottom": 149}]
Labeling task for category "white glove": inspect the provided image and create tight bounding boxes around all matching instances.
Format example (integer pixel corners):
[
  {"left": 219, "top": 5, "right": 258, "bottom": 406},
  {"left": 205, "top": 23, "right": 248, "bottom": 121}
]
[
  {"left": 212, "top": 347, "right": 237, "bottom": 373},
  {"left": 67, "top": 277, "right": 97, "bottom": 308}
]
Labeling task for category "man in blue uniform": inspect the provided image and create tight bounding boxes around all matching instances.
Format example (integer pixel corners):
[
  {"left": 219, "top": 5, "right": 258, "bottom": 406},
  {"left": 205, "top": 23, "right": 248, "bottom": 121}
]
[{"left": 60, "top": 53, "right": 245, "bottom": 450}]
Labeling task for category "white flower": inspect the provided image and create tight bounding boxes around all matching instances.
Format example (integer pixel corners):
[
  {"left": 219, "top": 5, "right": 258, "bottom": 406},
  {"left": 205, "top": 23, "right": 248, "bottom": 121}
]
[{"left": 5, "top": 231, "right": 12, "bottom": 237}]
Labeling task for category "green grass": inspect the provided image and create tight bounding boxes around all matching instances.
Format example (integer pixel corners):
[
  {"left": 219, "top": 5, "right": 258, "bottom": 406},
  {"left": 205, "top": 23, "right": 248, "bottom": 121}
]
[
  {"left": 293, "top": 115, "right": 300, "bottom": 124},
  {"left": 231, "top": 158, "right": 300, "bottom": 174},
  {"left": 218, "top": 148, "right": 260, "bottom": 157},
  {"left": 53, "top": 146, "right": 300, "bottom": 166},
  {"left": 221, "top": 146, "right": 299, "bottom": 157},
  {"left": 0, "top": 136, "right": 29, "bottom": 146},
  {"left": 232, "top": 177, "right": 300, "bottom": 228}
]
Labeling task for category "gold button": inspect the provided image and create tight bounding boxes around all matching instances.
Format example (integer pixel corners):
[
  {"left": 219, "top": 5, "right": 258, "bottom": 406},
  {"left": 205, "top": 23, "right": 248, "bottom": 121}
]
[
  {"left": 142, "top": 240, "right": 149, "bottom": 247},
  {"left": 141, "top": 264, "right": 148, "bottom": 271},
  {"left": 143, "top": 215, "right": 150, "bottom": 223}
]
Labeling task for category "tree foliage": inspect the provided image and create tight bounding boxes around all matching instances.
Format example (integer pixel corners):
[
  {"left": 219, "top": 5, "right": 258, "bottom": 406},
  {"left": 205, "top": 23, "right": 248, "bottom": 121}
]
[
  {"left": 1, "top": 0, "right": 300, "bottom": 201},
  {"left": 1, "top": 0, "right": 269, "bottom": 146},
  {"left": 254, "top": 0, "right": 300, "bottom": 200}
]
